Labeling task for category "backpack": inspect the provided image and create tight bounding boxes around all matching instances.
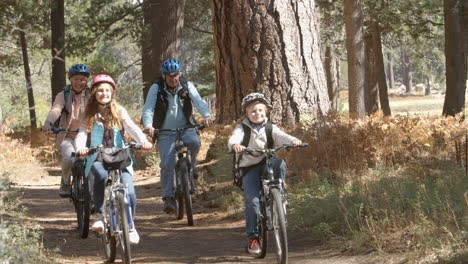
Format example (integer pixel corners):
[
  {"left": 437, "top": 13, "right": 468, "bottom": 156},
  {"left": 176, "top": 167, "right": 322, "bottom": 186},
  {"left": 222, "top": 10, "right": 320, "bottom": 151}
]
[
  {"left": 232, "top": 122, "right": 273, "bottom": 189},
  {"left": 53, "top": 84, "right": 90, "bottom": 128}
]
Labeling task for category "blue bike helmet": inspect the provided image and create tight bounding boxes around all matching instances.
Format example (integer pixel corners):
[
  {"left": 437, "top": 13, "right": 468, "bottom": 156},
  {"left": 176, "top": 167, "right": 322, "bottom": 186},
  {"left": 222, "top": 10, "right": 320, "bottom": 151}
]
[
  {"left": 161, "top": 59, "right": 182, "bottom": 75},
  {"left": 68, "top": 64, "right": 90, "bottom": 79}
]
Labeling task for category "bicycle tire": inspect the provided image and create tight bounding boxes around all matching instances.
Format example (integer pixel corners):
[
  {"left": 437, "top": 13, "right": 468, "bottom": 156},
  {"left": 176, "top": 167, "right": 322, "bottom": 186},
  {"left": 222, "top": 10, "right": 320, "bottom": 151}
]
[
  {"left": 257, "top": 199, "right": 268, "bottom": 259},
  {"left": 179, "top": 159, "right": 194, "bottom": 226},
  {"left": 102, "top": 201, "right": 117, "bottom": 263},
  {"left": 77, "top": 162, "right": 90, "bottom": 238},
  {"left": 271, "top": 188, "right": 288, "bottom": 264},
  {"left": 116, "top": 191, "right": 131, "bottom": 264},
  {"left": 175, "top": 170, "right": 184, "bottom": 220}
]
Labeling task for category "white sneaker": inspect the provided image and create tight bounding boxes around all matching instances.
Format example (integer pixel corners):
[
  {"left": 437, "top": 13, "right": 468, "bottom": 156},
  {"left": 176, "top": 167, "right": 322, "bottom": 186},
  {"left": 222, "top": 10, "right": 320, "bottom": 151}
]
[
  {"left": 129, "top": 229, "right": 140, "bottom": 244},
  {"left": 91, "top": 213, "right": 104, "bottom": 234}
]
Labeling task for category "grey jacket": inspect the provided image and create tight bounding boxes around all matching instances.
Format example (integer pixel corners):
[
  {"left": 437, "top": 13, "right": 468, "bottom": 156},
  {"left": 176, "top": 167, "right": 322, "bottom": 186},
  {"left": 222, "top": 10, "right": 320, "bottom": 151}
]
[{"left": 227, "top": 118, "right": 298, "bottom": 168}]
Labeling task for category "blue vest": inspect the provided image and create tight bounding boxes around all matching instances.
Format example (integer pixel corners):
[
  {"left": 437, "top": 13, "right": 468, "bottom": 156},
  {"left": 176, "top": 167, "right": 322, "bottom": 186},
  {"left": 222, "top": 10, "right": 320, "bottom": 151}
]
[{"left": 84, "top": 123, "right": 134, "bottom": 177}]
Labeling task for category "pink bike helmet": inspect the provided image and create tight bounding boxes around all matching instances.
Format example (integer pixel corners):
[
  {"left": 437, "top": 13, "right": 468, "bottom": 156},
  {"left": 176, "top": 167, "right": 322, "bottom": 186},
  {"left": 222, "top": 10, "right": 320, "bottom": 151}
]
[{"left": 91, "top": 74, "right": 116, "bottom": 90}]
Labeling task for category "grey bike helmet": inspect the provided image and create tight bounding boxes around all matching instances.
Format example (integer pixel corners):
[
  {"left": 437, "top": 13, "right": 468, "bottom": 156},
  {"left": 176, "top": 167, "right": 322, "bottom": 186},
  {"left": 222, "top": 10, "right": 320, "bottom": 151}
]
[{"left": 241, "top": 93, "right": 271, "bottom": 113}]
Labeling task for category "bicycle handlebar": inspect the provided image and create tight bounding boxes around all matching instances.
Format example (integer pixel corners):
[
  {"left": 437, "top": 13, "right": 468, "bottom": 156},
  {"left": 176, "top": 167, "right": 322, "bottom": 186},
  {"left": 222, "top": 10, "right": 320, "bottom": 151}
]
[
  {"left": 151, "top": 123, "right": 206, "bottom": 139},
  {"left": 72, "top": 142, "right": 142, "bottom": 158},
  {"left": 50, "top": 128, "right": 79, "bottom": 134},
  {"left": 237, "top": 143, "right": 309, "bottom": 157}
]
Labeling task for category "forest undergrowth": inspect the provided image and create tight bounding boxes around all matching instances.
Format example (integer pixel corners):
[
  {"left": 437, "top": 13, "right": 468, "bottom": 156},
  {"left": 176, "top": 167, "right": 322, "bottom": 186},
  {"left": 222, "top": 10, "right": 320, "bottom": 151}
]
[
  {"left": 204, "top": 112, "right": 467, "bottom": 263},
  {"left": 0, "top": 128, "right": 56, "bottom": 263}
]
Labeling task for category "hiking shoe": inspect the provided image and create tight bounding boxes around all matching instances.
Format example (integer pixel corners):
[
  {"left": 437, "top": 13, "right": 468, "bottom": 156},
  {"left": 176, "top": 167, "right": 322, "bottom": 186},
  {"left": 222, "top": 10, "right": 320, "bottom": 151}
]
[
  {"left": 129, "top": 229, "right": 140, "bottom": 244},
  {"left": 59, "top": 183, "right": 71, "bottom": 198},
  {"left": 162, "top": 197, "right": 176, "bottom": 214},
  {"left": 91, "top": 213, "right": 104, "bottom": 234},
  {"left": 247, "top": 237, "right": 261, "bottom": 255}
]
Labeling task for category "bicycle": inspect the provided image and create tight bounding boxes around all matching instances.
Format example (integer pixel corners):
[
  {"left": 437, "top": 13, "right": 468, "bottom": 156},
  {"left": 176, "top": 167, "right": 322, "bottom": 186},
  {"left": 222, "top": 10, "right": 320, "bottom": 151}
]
[
  {"left": 152, "top": 123, "right": 205, "bottom": 226},
  {"left": 234, "top": 143, "right": 308, "bottom": 264},
  {"left": 50, "top": 128, "right": 91, "bottom": 239},
  {"left": 83, "top": 143, "right": 141, "bottom": 264}
]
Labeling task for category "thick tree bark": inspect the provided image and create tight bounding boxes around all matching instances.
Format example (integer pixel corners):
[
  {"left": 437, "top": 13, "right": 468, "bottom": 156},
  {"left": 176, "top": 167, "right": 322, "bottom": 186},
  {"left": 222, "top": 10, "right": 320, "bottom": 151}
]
[
  {"left": 343, "top": 0, "right": 366, "bottom": 120},
  {"left": 325, "top": 46, "right": 340, "bottom": 111},
  {"left": 50, "top": 0, "right": 66, "bottom": 102},
  {"left": 401, "top": 47, "right": 412, "bottom": 93},
  {"left": 150, "top": 0, "right": 185, "bottom": 85},
  {"left": 19, "top": 28, "right": 37, "bottom": 130},
  {"left": 386, "top": 52, "right": 394, "bottom": 90},
  {"left": 365, "top": 32, "right": 378, "bottom": 114},
  {"left": 442, "top": 0, "right": 467, "bottom": 116},
  {"left": 371, "top": 23, "right": 391, "bottom": 116},
  {"left": 142, "top": 0, "right": 154, "bottom": 101},
  {"left": 211, "top": 0, "right": 329, "bottom": 125}
]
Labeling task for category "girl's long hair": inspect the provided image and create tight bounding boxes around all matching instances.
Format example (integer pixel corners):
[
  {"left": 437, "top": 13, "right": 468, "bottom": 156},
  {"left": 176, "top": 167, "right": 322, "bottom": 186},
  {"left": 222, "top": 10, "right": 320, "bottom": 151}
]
[{"left": 83, "top": 84, "right": 122, "bottom": 132}]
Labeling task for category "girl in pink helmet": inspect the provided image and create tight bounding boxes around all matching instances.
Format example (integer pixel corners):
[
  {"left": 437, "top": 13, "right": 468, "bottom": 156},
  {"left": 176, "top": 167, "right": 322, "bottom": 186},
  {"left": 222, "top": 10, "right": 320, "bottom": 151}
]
[{"left": 76, "top": 74, "right": 152, "bottom": 245}]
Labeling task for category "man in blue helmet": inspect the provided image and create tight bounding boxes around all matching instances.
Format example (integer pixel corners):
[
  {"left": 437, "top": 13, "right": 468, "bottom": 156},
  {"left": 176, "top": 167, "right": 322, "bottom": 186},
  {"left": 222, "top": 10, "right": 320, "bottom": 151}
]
[
  {"left": 142, "top": 59, "right": 213, "bottom": 214},
  {"left": 42, "top": 64, "right": 91, "bottom": 197}
]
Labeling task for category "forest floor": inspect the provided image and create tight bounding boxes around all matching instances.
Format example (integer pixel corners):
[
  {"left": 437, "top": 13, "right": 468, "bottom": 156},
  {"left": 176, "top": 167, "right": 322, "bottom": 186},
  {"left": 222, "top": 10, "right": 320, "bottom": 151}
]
[{"left": 14, "top": 163, "right": 402, "bottom": 264}]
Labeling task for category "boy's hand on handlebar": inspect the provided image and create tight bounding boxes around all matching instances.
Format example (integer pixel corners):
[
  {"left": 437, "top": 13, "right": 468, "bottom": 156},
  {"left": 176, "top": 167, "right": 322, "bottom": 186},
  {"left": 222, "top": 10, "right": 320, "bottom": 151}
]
[
  {"left": 203, "top": 116, "right": 213, "bottom": 127},
  {"left": 42, "top": 123, "right": 52, "bottom": 133},
  {"left": 292, "top": 139, "right": 303, "bottom": 146},
  {"left": 232, "top": 144, "right": 246, "bottom": 153}
]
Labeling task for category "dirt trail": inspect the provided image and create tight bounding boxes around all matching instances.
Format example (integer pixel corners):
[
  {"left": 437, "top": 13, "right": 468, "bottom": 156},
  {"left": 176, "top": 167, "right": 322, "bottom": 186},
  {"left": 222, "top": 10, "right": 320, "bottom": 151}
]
[{"left": 16, "top": 166, "right": 385, "bottom": 264}]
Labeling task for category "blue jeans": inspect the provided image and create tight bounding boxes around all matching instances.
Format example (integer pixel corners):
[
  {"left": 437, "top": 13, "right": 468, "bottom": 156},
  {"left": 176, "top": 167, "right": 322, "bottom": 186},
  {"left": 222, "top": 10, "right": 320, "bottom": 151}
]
[
  {"left": 157, "top": 128, "right": 200, "bottom": 198},
  {"left": 242, "top": 158, "right": 286, "bottom": 237},
  {"left": 91, "top": 161, "right": 136, "bottom": 218}
]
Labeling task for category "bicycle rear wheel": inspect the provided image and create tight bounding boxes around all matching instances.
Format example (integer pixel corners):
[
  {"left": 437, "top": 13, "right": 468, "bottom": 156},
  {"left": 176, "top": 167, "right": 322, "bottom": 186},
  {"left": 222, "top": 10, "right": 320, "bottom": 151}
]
[
  {"left": 179, "top": 159, "right": 194, "bottom": 226},
  {"left": 116, "top": 191, "right": 131, "bottom": 264},
  {"left": 270, "top": 188, "right": 288, "bottom": 264},
  {"left": 72, "top": 162, "right": 90, "bottom": 238}
]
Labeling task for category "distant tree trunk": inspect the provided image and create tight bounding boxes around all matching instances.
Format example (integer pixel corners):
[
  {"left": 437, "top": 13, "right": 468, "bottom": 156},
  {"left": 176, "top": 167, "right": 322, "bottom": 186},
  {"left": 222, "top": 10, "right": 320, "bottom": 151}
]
[
  {"left": 343, "top": 0, "right": 366, "bottom": 119},
  {"left": 142, "top": 0, "right": 154, "bottom": 101},
  {"left": 401, "top": 47, "right": 412, "bottom": 93},
  {"left": 371, "top": 22, "right": 391, "bottom": 116},
  {"left": 19, "top": 28, "right": 37, "bottom": 130},
  {"left": 50, "top": 0, "right": 66, "bottom": 102},
  {"left": 150, "top": 0, "right": 185, "bottom": 88},
  {"left": 442, "top": 0, "right": 467, "bottom": 116},
  {"left": 211, "top": 0, "right": 330, "bottom": 125},
  {"left": 325, "top": 46, "right": 340, "bottom": 111},
  {"left": 365, "top": 32, "right": 379, "bottom": 114},
  {"left": 386, "top": 52, "right": 394, "bottom": 89},
  {"left": 425, "top": 75, "right": 431, "bottom": 96}
]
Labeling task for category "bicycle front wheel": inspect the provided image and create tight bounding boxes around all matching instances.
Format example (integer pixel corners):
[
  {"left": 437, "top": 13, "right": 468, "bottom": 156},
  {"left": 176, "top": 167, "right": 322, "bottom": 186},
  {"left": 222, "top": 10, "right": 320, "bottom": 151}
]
[
  {"left": 179, "top": 159, "right": 194, "bottom": 226},
  {"left": 72, "top": 162, "right": 90, "bottom": 238},
  {"left": 116, "top": 191, "right": 131, "bottom": 264},
  {"left": 102, "top": 201, "right": 116, "bottom": 263},
  {"left": 270, "top": 188, "right": 288, "bottom": 264},
  {"left": 256, "top": 199, "right": 268, "bottom": 259}
]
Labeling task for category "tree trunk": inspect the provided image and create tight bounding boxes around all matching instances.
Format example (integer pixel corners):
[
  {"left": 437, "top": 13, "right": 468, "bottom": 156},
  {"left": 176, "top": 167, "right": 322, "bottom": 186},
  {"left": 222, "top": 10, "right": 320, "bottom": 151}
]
[
  {"left": 150, "top": 0, "right": 185, "bottom": 84},
  {"left": 142, "top": 0, "right": 155, "bottom": 101},
  {"left": 343, "top": 0, "right": 366, "bottom": 120},
  {"left": 442, "top": 0, "right": 467, "bottom": 116},
  {"left": 211, "top": 0, "right": 329, "bottom": 125},
  {"left": 386, "top": 51, "right": 394, "bottom": 90},
  {"left": 425, "top": 75, "right": 431, "bottom": 96},
  {"left": 371, "top": 22, "right": 391, "bottom": 116},
  {"left": 365, "top": 32, "right": 379, "bottom": 114},
  {"left": 19, "top": 28, "right": 37, "bottom": 130},
  {"left": 50, "top": 0, "right": 66, "bottom": 102},
  {"left": 401, "top": 47, "right": 412, "bottom": 93},
  {"left": 325, "top": 45, "right": 340, "bottom": 111}
]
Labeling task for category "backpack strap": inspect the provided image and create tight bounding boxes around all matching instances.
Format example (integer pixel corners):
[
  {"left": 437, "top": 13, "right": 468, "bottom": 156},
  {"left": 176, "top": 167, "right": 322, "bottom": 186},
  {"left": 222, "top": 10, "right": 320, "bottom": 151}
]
[
  {"left": 265, "top": 123, "right": 273, "bottom": 149},
  {"left": 242, "top": 122, "right": 273, "bottom": 148},
  {"left": 241, "top": 123, "right": 251, "bottom": 147}
]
